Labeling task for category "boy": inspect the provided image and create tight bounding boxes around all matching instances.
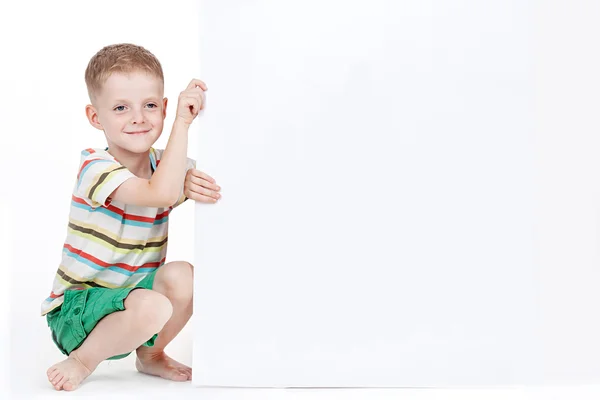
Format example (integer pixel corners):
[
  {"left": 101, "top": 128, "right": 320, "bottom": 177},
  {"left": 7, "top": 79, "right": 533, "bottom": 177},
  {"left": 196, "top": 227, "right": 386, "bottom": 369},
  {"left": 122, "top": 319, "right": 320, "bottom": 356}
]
[{"left": 42, "top": 43, "right": 220, "bottom": 391}]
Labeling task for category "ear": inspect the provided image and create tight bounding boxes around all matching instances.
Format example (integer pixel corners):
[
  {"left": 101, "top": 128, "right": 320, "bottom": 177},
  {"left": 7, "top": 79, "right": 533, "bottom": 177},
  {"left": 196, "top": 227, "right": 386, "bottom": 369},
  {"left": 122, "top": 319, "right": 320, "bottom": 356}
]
[
  {"left": 162, "top": 97, "right": 168, "bottom": 120},
  {"left": 85, "top": 104, "right": 103, "bottom": 130}
]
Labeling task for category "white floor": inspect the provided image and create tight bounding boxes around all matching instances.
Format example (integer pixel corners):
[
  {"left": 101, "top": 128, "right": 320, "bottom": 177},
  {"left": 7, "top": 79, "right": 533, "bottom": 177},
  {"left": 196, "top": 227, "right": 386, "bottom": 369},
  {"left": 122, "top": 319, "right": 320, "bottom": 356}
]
[
  {"left": 7, "top": 282, "right": 600, "bottom": 400},
  {"left": 7, "top": 325, "right": 600, "bottom": 400},
  {"left": 7, "top": 355, "right": 600, "bottom": 400}
]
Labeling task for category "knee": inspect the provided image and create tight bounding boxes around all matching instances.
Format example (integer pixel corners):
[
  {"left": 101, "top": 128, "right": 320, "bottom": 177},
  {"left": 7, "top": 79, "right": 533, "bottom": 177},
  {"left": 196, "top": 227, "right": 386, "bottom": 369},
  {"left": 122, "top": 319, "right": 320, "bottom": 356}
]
[
  {"left": 125, "top": 289, "right": 173, "bottom": 332},
  {"left": 156, "top": 262, "right": 193, "bottom": 302}
]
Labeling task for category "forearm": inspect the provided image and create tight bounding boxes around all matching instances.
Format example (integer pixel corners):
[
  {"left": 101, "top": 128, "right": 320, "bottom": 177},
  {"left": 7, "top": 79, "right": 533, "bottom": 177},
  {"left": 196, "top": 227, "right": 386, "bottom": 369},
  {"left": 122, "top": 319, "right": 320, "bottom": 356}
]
[{"left": 149, "top": 119, "right": 190, "bottom": 203}]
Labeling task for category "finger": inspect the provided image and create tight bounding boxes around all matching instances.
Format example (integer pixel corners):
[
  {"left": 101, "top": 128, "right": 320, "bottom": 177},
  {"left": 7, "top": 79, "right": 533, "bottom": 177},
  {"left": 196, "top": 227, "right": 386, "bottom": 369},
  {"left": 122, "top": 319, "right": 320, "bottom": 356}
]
[
  {"left": 187, "top": 181, "right": 221, "bottom": 199},
  {"left": 186, "top": 79, "right": 207, "bottom": 91},
  {"left": 189, "top": 175, "right": 220, "bottom": 191},
  {"left": 190, "top": 169, "right": 217, "bottom": 184},
  {"left": 183, "top": 96, "right": 200, "bottom": 115},
  {"left": 184, "top": 189, "right": 218, "bottom": 203},
  {"left": 180, "top": 91, "right": 201, "bottom": 104},
  {"left": 186, "top": 90, "right": 206, "bottom": 110},
  {"left": 186, "top": 79, "right": 208, "bottom": 91},
  {"left": 187, "top": 187, "right": 220, "bottom": 203}
]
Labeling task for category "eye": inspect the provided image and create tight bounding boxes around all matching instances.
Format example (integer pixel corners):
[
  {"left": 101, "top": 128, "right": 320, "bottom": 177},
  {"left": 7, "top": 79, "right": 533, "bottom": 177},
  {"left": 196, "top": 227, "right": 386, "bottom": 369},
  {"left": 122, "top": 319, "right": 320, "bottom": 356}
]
[
  {"left": 146, "top": 103, "right": 158, "bottom": 109},
  {"left": 114, "top": 105, "right": 126, "bottom": 112}
]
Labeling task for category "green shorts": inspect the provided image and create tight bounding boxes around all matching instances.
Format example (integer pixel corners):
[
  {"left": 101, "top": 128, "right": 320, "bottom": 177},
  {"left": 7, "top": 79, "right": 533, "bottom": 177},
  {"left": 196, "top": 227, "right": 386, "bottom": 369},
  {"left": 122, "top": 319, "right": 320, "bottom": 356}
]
[{"left": 46, "top": 270, "right": 158, "bottom": 361}]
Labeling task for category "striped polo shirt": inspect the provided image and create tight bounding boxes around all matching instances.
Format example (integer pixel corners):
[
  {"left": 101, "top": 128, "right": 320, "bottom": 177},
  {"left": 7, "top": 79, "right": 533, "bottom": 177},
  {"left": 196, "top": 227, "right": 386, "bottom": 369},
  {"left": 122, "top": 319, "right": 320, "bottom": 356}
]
[{"left": 41, "top": 147, "right": 195, "bottom": 316}]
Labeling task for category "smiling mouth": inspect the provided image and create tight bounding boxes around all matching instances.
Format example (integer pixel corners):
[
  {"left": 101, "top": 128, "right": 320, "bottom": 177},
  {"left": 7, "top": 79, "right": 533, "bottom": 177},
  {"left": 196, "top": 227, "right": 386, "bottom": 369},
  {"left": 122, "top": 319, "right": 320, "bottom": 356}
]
[{"left": 125, "top": 130, "right": 150, "bottom": 135}]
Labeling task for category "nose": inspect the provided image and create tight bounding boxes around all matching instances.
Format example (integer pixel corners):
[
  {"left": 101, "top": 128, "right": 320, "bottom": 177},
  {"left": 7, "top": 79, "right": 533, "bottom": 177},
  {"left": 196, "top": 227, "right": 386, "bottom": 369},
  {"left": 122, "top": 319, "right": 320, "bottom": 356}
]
[{"left": 131, "top": 109, "right": 145, "bottom": 124}]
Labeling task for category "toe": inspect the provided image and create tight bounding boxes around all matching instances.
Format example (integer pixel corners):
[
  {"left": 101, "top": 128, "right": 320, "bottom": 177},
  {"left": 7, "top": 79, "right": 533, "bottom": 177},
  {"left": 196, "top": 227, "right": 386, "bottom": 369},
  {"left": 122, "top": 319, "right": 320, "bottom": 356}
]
[
  {"left": 170, "top": 370, "right": 189, "bottom": 382},
  {"left": 63, "top": 380, "right": 76, "bottom": 391},
  {"left": 176, "top": 373, "right": 189, "bottom": 381},
  {"left": 55, "top": 376, "right": 67, "bottom": 391},
  {"left": 49, "top": 371, "right": 61, "bottom": 384},
  {"left": 51, "top": 373, "right": 62, "bottom": 386},
  {"left": 178, "top": 368, "right": 191, "bottom": 380},
  {"left": 47, "top": 369, "right": 59, "bottom": 381}
]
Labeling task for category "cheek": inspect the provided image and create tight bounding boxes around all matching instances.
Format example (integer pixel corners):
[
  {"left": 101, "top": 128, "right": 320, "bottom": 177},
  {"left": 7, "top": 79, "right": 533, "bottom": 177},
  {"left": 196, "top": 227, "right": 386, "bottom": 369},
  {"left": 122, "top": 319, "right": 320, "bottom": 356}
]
[
  {"left": 150, "top": 114, "right": 164, "bottom": 127},
  {"left": 100, "top": 115, "right": 126, "bottom": 131},
  {"left": 109, "top": 119, "right": 126, "bottom": 130},
  {"left": 98, "top": 114, "right": 120, "bottom": 125}
]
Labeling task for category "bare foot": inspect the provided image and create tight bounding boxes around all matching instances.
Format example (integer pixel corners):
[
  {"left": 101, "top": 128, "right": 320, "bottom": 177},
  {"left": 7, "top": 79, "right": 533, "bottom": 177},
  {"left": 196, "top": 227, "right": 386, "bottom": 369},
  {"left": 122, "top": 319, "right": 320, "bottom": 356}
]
[
  {"left": 46, "top": 351, "right": 93, "bottom": 391},
  {"left": 136, "top": 351, "right": 191, "bottom": 381}
]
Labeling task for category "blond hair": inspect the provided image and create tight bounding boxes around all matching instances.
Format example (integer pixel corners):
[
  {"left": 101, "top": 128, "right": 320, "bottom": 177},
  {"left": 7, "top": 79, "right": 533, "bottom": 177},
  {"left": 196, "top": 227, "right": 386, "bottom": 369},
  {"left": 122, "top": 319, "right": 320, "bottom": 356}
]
[{"left": 85, "top": 43, "right": 164, "bottom": 102}]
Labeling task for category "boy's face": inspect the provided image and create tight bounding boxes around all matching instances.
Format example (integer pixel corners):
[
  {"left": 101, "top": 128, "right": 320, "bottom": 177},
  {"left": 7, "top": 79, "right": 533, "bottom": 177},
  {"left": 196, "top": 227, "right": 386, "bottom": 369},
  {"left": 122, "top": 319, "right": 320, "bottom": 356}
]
[{"left": 85, "top": 71, "right": 167, "bottom": 154}]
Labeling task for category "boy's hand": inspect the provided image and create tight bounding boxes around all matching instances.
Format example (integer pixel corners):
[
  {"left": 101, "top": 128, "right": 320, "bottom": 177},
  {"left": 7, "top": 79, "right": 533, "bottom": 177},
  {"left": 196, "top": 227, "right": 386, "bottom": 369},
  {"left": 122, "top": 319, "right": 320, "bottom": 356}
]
[
  {"left": 184, "top": 169, "right": 221, "bottom": 203},
  {"left": 176, "top": 79, "right": 208, "bottom": 125}
]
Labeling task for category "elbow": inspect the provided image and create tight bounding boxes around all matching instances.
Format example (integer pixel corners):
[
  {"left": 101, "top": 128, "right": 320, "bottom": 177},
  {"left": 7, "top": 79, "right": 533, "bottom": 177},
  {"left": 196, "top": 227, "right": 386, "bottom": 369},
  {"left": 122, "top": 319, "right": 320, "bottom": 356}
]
[
  {"left": 150, "top": 190, "right": 179, "bottom": 208},
  {"left": 162, "top": 191, "right": 180, "bottom": 208},
  {"left": 149, "top": 181, "right": 180, "bottom": 207}
]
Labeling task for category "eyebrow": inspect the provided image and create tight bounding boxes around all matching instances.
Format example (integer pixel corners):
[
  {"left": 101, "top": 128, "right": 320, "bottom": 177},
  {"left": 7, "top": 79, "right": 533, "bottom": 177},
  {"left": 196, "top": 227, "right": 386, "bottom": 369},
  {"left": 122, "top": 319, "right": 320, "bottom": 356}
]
[{"left": 113, "top": 97, "right": 160, "bottom": 104}]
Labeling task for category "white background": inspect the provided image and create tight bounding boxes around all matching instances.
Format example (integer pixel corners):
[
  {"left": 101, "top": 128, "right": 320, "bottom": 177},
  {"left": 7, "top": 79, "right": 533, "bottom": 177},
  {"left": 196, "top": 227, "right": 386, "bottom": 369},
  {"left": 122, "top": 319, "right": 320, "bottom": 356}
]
[{"left": 2, "top": 0, "right": 600, "bottom": 398}]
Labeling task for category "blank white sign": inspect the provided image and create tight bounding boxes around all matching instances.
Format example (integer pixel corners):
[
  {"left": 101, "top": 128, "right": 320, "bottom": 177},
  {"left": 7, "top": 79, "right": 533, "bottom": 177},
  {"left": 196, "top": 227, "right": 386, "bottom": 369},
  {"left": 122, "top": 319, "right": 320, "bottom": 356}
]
[{"left": 192, "top": 0, "right": 600, "bottom": 387}]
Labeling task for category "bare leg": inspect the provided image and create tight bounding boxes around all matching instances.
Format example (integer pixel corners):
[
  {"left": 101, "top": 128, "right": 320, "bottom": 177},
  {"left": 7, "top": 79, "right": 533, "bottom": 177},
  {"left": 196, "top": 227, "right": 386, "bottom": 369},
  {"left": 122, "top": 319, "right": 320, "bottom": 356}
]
[
  {"left": 136, "top": 261, "right": 194, "bottom": 381},
  {"left": 46, "top": 289, "right": 173, "bottom": 391}
]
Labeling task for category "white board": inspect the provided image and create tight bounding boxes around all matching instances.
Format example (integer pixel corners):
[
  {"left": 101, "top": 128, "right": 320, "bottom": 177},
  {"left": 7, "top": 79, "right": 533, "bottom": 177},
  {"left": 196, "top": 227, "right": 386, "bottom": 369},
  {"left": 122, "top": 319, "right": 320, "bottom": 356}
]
[{"left": 193, "top": 0, "right": 600, "bottom": 387}]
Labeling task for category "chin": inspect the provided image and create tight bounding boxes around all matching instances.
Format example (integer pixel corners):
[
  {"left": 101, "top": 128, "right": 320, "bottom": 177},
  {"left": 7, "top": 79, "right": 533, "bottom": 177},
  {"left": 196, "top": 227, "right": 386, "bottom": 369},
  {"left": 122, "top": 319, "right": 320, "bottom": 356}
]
[
  {"left": 115, "top": 140, "right": 154, "bottom": 154},
  {"left": 128, "top": 144, "right": 156, "bottom": 154},
  {"left": 124, "top": 134, "right": 159, "bottom": 151}
]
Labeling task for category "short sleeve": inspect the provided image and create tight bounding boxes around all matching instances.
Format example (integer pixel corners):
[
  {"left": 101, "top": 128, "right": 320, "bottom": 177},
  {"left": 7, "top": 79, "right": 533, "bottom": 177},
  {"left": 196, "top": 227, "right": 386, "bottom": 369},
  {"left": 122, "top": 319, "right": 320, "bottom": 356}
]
[
  {"left": 172, "top": 157, "right": 197, "bottom": 209},
  {"left": 75, "top": 149, "right": 136, "bottom": 208}
]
